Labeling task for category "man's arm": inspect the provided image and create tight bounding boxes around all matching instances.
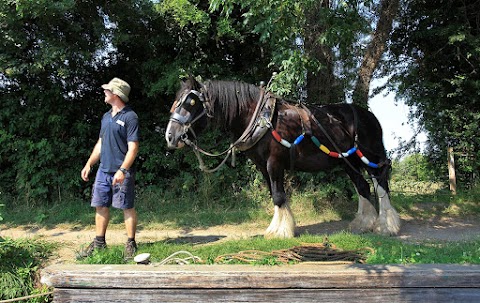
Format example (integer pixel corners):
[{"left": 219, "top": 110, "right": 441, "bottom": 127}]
[
  {"left": 112, "top": 141, "right": 139, "bottom": 186},
  {"left": 81, "top": 138, "right": 102, "bottom": 181}
]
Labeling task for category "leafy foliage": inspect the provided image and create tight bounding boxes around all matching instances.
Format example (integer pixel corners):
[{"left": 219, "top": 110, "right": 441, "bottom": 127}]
[
  {"left": 388, "top": 0, "right": 480, "bottom": 188},
  {"left": 0, "top": 237, "right": 53, "bottom": 301},
  {"left": 391, "top": 153, "right": 439, "bottom": 183},
  {"left": 209, "top": 0, "right": 375, "bottom": 102},
  {"left": 2, "top": 0, "right": 473, "bottom": 210},
  {"left": 0, "top": 0, "right": 282, "bottom": 206},
  {"left": 0, "top": 0, "right": 108, "bottom": 203}
]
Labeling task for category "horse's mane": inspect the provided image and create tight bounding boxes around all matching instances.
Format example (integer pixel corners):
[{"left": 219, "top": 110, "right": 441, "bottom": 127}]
[{"left": 203, "top": 80, "right": 260, "bottom": 126}]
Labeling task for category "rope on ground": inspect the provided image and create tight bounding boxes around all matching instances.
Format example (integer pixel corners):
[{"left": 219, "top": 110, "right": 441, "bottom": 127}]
[
  {"left": 0, "top": 291, "right": 53, "bottom": 303},
  {"left": 153, "top": 251, "right": 203, "bottom": 266},
  {"left": 215, "top": 240, "right": 374, "bottom": 265}
]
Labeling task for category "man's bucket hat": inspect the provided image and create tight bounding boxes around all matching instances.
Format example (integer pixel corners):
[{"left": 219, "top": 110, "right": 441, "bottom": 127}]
[{"left": 102, "top": 77, "right": 131, "bottom": 102}]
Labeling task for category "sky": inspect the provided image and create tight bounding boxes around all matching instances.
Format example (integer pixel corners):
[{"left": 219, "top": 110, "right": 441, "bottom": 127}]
[{"left": 369, "top": 90, "right": 427, "bottom": 154}]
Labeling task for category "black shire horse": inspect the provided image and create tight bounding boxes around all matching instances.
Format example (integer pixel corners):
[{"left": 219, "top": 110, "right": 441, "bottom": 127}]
[{"left": 166, "top": 77, "right": 400, "bottom": 238}]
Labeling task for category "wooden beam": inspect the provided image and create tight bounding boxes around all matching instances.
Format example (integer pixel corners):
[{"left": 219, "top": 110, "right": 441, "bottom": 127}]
[
  {"left": 41, "top": 264, "right": 480, "bottom": 302},
  {"left": 51, "top": 288, "right": 480, "bottom": 303}
]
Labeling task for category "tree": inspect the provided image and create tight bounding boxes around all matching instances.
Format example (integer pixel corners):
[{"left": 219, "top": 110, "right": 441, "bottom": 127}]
[
  {"left": 0, "top": 0, "right": 408, "bottom": 204},
  {"left": 0, "top": 0, "right": 186, "bottom": 200},
  {"left": 0, "top": 0, "right": 275, "bottom": 202},
  {"left": 157, "top": 0, "right": 273, "bottom": 83},
  {"left": 0, "top": 0, "right": 109, "bottom": 201},
  {"left": 209, "top": 0, "right": 399, "bottom": 106},
  {"left": 388, "top": 0, "right": 480, "bottom": 188},
  {"left": 353, "top": 0, "right": 399, "bottom": 105},
  {"left": 304, "top": 0, "right": 340, "bottom": 104}
]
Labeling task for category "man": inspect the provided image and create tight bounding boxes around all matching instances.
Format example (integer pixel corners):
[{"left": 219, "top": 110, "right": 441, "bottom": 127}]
[{"left": 80, "top": 77, "right": 139, "bottom": 259}]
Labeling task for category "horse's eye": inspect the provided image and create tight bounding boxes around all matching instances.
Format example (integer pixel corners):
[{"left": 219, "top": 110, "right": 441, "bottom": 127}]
[{"left": 190, "top": 99, "right": 196, "bottom": 106}]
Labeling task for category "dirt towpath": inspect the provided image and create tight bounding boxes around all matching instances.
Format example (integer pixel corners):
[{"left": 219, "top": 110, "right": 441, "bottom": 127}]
[{"left": 1, "top": 216, "right": 479, "bottom": 264}]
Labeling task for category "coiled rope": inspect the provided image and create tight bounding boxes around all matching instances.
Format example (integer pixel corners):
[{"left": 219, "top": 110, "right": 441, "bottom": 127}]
[
  {"left": 152, "top": 251, "right": 203, "bottom": 266},
  {"left": 145, "top": 240, "right": 373, "bottom": 266},
  {"left": 215, "top": 241, "right": 374, "bottom": 265}
]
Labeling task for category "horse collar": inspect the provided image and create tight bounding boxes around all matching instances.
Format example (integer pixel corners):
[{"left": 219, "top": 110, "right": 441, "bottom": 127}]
[{"left": 232, "top": 90, "right": 277, "bottom": 151}]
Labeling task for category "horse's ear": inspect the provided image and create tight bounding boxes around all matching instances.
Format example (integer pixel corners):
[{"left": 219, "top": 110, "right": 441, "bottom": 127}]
[
  {"left": 179, "top": 74, "right": 193, "bottom": 82},
  {"left": 194, "top": 75, "right": 203, "bottom": 83},
  {"left": 180, "top": 74, "right": 202, "bottom": 89},
  {"left": 181, "top": 74, "right": 196, "bottom": 87}
]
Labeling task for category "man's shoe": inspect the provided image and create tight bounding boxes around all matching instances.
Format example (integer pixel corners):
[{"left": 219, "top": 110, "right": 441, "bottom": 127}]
[
  {"left": 78, "top": 239, "right": 107, "bottom": 258},
  {"left": 124, "top": 240, "right": 137, "bottom": 259}
]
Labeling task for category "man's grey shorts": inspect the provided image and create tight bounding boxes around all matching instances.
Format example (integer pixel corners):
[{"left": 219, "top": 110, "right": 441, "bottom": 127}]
[{"left": 91, "top": 169, "right": 135, "bottom": 209}]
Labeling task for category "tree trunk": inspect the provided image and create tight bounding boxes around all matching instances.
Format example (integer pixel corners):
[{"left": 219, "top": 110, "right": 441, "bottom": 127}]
[
  {"left": 304, "top": 0, "right": 341, "bottom": 105},
  {"left": 353, "top": 0, "right": 400, "bottom": 106}
]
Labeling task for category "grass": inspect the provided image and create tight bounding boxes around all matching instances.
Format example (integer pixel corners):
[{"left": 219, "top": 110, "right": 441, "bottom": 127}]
[
  {"left": 1, "top": 179, "right": 479, "bottom": 267},
  {"left": 0, "top": 237, "right": 55, "bottom": 302},
  {"left": 73, "top": 181, "right": 480, "bottom": 266},
  {"left": 0, "top": 178, "right": 479, "bottom": 303},
  {"left": 78, "top": 232, "right": 480, "bottom": 265},
  {"left": 1, "top": 180, "right": 477, "bottom": 230},
  {"left": 391, "top": 187, "right": 480, "bottom": 220}
]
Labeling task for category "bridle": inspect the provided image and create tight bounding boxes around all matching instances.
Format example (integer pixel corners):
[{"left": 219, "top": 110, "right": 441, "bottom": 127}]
[
  {"left": 169, "top": 85, "right": 272, "bottom": 173},
  {"left": 169, "top": 88, "right": 212, "bottom": 141},
  {"left": 169, "top": 87, "right": 236, "bottom": 172},
  {"left": 170, "top": 89, "right": 209, "bottom": 126}
]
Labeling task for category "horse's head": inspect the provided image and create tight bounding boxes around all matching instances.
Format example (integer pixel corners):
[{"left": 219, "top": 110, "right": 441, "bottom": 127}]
[{"left": 165, "top": 77, "right": 210, "bottom": 149}]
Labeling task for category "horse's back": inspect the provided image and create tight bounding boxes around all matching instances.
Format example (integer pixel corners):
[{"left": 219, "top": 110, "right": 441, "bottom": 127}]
[
  {"left": 312, "top": 103, "right": 383, "bottom": 138},
  {"left": 308, "top": 103, "right": 386, "bottom": 161}
]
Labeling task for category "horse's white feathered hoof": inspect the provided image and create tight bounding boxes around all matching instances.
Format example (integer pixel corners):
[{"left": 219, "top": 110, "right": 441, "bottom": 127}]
[
  {"left": 349, "top": 213, "right": 377, "bottom": 234},
  {"left": 374, "top": 208, "right": 401, "bottom": 236},
  {"left": 349, "top": 196, "right": 378, "bottom": 233},
  {"left": 265, "top": 204, "right": 295, "bottom": 239}
]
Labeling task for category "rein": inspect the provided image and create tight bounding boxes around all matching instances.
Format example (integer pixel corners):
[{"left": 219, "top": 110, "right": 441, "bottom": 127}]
[{"left": 183, "top": 138, "right": 236, "bottom": 173}]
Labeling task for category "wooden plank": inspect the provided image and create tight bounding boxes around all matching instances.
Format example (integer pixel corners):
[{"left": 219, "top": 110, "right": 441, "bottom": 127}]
[
  {"left": 41, "top": 264, "right": 480, "bottom": 289},
  {"left": 52, "top": 288, "right": 480, "bottom": 303}
]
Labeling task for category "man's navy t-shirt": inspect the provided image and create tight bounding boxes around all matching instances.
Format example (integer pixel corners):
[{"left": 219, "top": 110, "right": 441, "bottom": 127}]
[{"left": 99, "top": 106, "right": 139, "bottom": 173}]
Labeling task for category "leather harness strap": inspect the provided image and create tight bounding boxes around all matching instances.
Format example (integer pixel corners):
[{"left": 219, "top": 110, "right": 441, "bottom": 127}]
[{"left": 234, "top": 90, "right": 276, "bottom": 151}]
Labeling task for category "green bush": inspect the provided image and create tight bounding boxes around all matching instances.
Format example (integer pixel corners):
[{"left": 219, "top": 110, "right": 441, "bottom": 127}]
[
  {"left": 0, "top": 238, "right": 54, "bottom": 302},
  {"left": 391, "top": 153, "right": 446, "bottom": 194}
]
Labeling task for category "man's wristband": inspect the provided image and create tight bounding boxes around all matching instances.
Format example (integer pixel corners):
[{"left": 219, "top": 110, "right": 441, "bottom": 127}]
[{"left": 119, "top": 168, "right": 128, "bottom": 175}]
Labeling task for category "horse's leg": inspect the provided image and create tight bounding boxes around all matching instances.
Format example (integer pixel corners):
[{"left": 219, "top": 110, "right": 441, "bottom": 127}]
[
  {"left": 371, "top": 167, "right": 401, "bottom": 235},
  {"left": 345, "top": 168, "right": 378, "bottom": 233},
  {"left": 248, "top": 153, "right": 272, "bottom": 193},
  {"left": 264, "top": 160, "right": 295, "bottom": 239}
]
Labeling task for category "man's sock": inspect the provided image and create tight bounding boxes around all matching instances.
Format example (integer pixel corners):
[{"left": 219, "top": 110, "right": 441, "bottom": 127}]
[{"left": 95, "top": 236, "right": 106, "bottom": 244}]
